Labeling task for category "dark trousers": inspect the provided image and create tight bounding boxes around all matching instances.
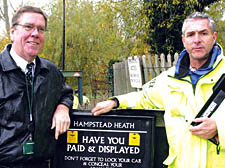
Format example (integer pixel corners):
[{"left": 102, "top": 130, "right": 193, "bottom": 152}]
[{"left": 0, "top": 160, "right": 49, "bottom": 168}]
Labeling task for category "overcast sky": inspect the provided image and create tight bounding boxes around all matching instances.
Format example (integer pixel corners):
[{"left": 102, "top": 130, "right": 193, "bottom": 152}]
[
  {"left": 0, "top": 0, "right": 51, "bottom": 35},
  {"left": 0, "top": 0, "right": 102, "bottom": 36}
]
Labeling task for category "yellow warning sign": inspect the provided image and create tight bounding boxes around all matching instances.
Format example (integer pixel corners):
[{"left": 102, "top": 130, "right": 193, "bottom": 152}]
[
  {"left": 67, "top": 131, "right": 78, "bottom": 143},
  {"left": 129, "top": 133, "right": 140, "bottom": 146}
]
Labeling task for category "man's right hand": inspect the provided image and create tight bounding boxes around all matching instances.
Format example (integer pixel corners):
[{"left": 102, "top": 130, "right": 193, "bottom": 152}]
[{"left": 91, "top": 100, "right": 117, "bottom": 116}]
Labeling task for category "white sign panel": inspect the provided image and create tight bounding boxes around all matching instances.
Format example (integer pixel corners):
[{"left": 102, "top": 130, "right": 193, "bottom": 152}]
[{"left": 128, "top": 56, "right": 142, "bottom": 88}]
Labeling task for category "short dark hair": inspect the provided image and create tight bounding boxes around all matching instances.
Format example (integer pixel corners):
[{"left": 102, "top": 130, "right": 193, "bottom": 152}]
[
  {"left": 74, "top": 89, "right": 78, "bottom": 94},
  {"left": 12, "top": 6, "right": 48, "bottom": 29}
]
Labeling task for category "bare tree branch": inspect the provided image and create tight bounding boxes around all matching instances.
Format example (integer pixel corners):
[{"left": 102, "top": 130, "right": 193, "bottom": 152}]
[
  {"left": 3, "top": 0, "right": 10, "bottom": 34},
  {"left": 9, "top": 0, "right": 16, "bottom": 13},
  {"left": 0, "top": 0, "right": 4, "bottom": 20},
  {"left": 0, "top": 9, "right": 4, "bottom": 20}
]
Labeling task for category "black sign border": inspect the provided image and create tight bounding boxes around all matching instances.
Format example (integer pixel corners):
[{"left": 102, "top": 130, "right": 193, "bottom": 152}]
[{"left": 55, "top": 109, "right": 158, "bottom": 168}]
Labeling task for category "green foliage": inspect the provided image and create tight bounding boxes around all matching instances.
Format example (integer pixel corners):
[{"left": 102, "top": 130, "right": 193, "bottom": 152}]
[
  {"left": 107, "top": 59, "right": 120, "bottom": 97},
  {"left": 1, "top": 0, "right": 223, "bottom": 100},
  {"left": 42, "top": 0, "right": 149, "bottom": 97},
  {"left": 145, "top": 0, "right": 219, "bottom": 55},
  {"left": 0, "top": 35, "right": 10, "bottom": 51},
  {"left": 204, "top": 0, "right": 225, "bottom": 48}
]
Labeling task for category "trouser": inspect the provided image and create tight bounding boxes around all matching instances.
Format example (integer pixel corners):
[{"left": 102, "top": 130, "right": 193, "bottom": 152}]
[{"left": 0, "top": 160, "right": 49, "bottom": 168}]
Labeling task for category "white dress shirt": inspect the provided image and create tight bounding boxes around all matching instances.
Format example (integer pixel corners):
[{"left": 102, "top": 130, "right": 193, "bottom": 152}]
[{"left": 10, "top": 48, "right": 36, "bottom": 75}]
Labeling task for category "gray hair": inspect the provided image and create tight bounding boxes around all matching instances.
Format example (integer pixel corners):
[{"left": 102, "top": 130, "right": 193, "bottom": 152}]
[{"left": 182, "top": 12, "right": 215, "bottom": 35}]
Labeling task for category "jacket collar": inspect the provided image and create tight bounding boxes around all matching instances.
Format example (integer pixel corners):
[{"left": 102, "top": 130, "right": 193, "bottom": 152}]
[
  {"left": 0, "top": 44, "right": 19, "bottom": 72},
  {"left": 174, "top": 43, "right": 222, "bottom": 79},
  {"left": 0, "top": 44, "right": 49, "bottom": 73}
]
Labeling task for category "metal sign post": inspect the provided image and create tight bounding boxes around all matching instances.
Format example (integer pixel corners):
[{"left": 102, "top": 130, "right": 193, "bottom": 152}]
[
  {"left": 61, "top": 0, "right": 83, "bottom": 105},
  {"left": 62, "top": 0, "right": 65, "bottom": 70},
  {"left": 61, "top": 71, "right": 83, "bottom": 105}
]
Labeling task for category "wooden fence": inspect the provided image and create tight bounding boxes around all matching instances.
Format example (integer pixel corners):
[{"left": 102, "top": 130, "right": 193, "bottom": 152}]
[{"left": 113, "top": 53, "right": 179, "bottom": 96}]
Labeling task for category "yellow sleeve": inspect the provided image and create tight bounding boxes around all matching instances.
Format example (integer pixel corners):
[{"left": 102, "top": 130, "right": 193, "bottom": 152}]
[
  {"left": 115, "top": 91, "right": 143, "bottom": 109},
  {"left": 73, "top": 96, "right": 79, "bottom": 109}
]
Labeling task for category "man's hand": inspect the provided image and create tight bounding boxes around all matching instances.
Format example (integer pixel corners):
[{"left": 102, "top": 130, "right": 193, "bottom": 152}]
[
  {"left": 91, "top": 100, "right": 117, "bottom": 116},
  {"left": 189, "top": 117, "right": 217, "bottom": 139},
  {"left": 51, "top": 104, "right": 70, "bottom": 140}
]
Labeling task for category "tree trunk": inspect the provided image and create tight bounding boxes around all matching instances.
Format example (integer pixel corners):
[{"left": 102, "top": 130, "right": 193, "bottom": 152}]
[{"left": 3, "top": 0, "right": 10, "bottom": 34}]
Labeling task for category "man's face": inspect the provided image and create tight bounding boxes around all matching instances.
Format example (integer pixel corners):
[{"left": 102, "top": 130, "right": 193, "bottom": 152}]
[
  {"left": 10, "top": 12, "right": 46, "bottom": 62},
  {"left": 182, "top": 18, "right": 217, "bottom": 65}
]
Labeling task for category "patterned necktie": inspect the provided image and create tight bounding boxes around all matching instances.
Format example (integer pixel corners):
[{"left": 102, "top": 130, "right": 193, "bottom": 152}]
[{"left": 26, "top": 63, "right": 34, "bottom": 84}]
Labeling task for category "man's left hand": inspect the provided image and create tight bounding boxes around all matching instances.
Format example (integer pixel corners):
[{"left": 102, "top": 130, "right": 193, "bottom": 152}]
[
  {"left": 51, "top": 104, "right": 70, "bottom": 140},
  {"left": 189, "top": 117, "right": 217, "bottom": 139}
]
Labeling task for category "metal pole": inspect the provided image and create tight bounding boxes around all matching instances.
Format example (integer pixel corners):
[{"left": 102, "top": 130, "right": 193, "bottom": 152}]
[
  {"left": 78, "top": 77, "right": 83, "bottom": 105},
  {"left": 62, "top": 0, "right": 65, "bottom": 70}
]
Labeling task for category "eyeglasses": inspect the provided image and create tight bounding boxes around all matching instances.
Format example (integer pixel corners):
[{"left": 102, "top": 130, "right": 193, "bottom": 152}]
[{"left": 14, "top": 24, "right": 47, "bottom": 34}]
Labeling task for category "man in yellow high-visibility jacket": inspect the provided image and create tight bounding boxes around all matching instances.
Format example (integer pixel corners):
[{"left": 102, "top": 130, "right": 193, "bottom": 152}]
[
  {"left": 92, "top": 12, "right": 225, "bottom": 168},
  {"left": 73, "top": 89, "right": 90, "bottom": 109}
]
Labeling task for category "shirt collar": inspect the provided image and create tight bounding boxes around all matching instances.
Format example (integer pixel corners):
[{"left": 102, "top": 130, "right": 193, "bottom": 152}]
[
  {"left": 190, "top": 65, "right": 196, "bottom": 72},
  {"left": 10, "top": 47, "right": 36, "bottom": 73}
]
